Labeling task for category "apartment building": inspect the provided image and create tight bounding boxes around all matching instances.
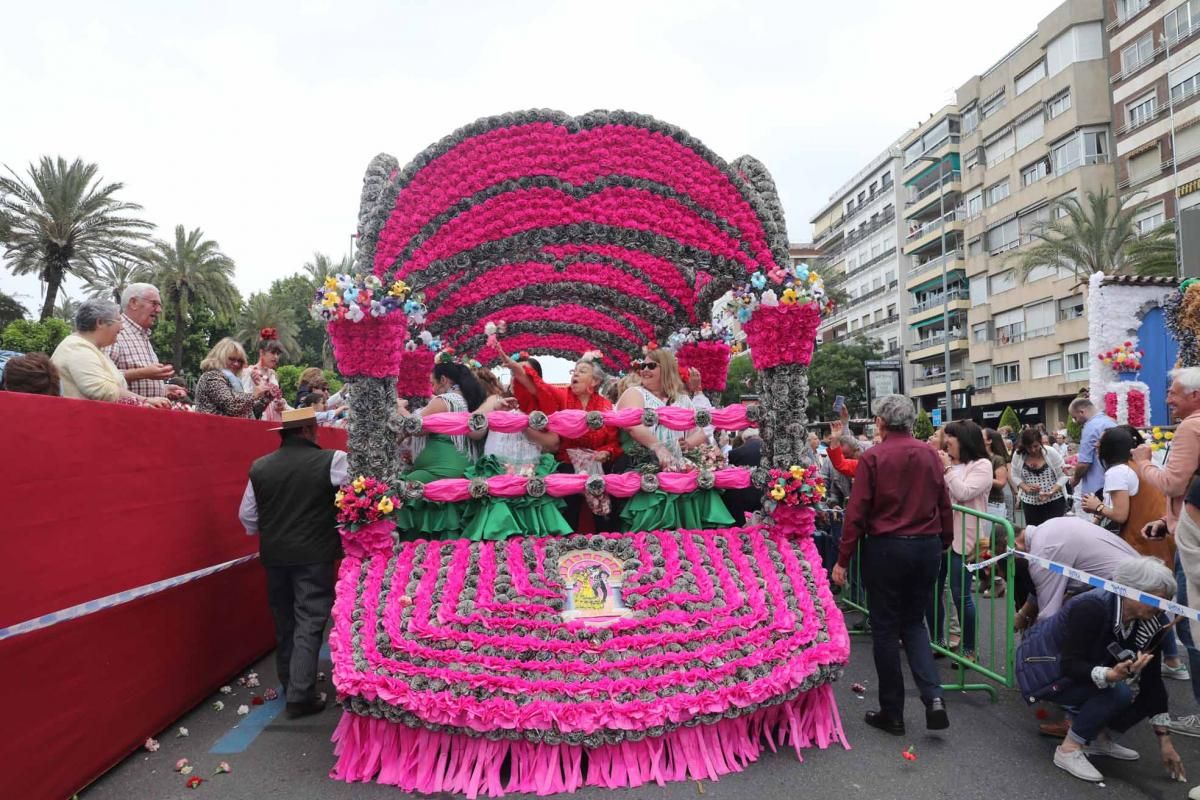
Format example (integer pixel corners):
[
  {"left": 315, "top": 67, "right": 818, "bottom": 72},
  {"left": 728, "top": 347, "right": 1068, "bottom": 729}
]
[
  {"left": 949, "top": 0, "right": 1113, "bottom": 430},
  {"left": 899, "top": 107, "right": 968, "bottom": 417},
  {"left": 1109, "top": 0, "right": 1200, "bottom": 229},
  {"left": 809, "top": 141, "right": 908, "bottom": 368}
]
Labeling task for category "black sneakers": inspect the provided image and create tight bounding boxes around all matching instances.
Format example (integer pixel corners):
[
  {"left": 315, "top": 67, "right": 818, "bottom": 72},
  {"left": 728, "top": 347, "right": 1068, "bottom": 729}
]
[{"left": 926, "top": 698, "right": 949, "bottom": 730}]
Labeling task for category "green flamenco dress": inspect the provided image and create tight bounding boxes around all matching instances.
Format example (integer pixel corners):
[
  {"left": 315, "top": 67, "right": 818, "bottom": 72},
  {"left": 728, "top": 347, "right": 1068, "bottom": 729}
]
[
  {"left": 395, "top": 432, "right": 471, "bottom": 539},
  {"left": 458, "top": 449, "right": 573, "bottom": 541},
  {"left": 617, "top": 389, "right": 734, "bottom": 533}
]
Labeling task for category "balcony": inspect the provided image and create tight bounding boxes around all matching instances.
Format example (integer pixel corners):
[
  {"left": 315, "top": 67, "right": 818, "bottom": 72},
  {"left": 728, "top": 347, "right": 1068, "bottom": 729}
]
[
  {"left": 843, "top": 185, "right": 894, "bottom": 224},
  {"left": 906, "top": 208, "right": 965, "bottom": 242},
  {"left": 902, "top": 135, "right": 961, "bottom": 176},
  {"left": 906, "top": 330, "right": 967, "bottom": 359},
  {"left": 905, "top": 249, "right": 965, "bottom": 291},
  {"left": 843, "top": 209, "right": 897, "bottom": 248},
  {"left": 1110, "top": 43, "right": 1165, "bottom": 85},
  {"left": 913, "top": 368, "right": 962, "bottom": 388},
  {"left": 912, "top": 370, "right": 968, "bottom": 397},
  {"left": 910, "top": 288, "right": 967, "bottom": 315}
]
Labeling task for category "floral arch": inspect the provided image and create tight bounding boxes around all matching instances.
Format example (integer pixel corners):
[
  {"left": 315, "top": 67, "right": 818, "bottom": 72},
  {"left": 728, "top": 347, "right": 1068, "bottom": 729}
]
[{"left": 331, "top": 109, "right": 822, "bottom": 489}]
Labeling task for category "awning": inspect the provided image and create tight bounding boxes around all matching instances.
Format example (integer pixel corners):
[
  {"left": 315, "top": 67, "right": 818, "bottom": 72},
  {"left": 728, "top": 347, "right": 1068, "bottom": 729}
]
[
  {"left": 911, "top": 313, "right": 945, "bottom": 329},
  {"left": 905, "top": 153, "right": 961, "bottom": 186},
  {"left": 908, "top": 270, "right": 964, "bottom": 294}
]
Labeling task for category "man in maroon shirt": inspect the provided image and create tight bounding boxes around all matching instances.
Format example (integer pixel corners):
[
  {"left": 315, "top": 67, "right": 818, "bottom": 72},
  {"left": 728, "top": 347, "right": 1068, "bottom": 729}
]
[{"left": 833, "top": 394, "right": 954, "bottom": 736}]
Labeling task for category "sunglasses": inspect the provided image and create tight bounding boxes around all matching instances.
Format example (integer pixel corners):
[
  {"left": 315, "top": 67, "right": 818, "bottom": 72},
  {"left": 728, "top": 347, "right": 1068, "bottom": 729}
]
[{"left": 632, "top": 361, "right": 659, "bottom": 371}]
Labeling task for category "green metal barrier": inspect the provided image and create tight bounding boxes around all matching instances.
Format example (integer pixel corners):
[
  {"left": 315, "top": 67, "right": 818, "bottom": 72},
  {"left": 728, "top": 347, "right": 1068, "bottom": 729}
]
[{"left": 837, "top": 504, "right": 1015, "bottom": 699}]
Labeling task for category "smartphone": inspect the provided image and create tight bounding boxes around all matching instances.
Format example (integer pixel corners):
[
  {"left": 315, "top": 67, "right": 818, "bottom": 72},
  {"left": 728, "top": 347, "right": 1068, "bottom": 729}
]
[
  {"left": 1146, "top": 521, "right": 1169, "bottom": 540},
  {"left": 1106, "top": 642, "right": 1135, "bottom": 664},
  {"left": 832, "top": 395, "right": 845, "bottom": 415}
]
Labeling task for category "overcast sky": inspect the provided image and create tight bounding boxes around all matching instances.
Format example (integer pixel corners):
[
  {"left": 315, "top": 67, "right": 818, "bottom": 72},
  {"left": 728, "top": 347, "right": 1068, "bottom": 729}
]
[{"left": 2, "top": 0, "right": 1058, "bottom": 312}]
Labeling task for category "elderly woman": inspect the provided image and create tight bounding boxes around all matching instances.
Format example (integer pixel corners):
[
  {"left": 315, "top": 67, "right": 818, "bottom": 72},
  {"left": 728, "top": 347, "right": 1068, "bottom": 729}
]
[
  {"left": 615, "top": 347, "right": 732, "bottom": 532},
  {"left": 50, "top": 299, "right": 169, "bottom": 408},
  {"left": 1029, "top": 557, "right": 1184, "bottom": 784},
  {"left": 1, "top": 352, "right": 61, "bottom": 396},
  {"left": 195, "top": 338, "right": 274, "bottom": 418}
]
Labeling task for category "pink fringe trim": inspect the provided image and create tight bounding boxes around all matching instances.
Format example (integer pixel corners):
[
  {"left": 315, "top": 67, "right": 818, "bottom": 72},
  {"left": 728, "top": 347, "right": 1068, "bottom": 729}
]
[{"left": 329, "top": 683, "right": 848, "bottom": 797}]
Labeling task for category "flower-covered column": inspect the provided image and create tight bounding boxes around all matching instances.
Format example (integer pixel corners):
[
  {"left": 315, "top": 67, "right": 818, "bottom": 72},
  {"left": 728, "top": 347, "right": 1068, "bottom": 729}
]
[
  {"left": 758, "top": 362, "right": 812, "bottom": 471},
  {"left": 346, "top": 375, "right": 401, "bottom": 479}
]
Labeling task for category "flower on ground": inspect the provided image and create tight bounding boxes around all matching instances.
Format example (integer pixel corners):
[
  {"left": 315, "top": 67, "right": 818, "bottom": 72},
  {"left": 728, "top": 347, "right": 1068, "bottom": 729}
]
[
  {"left": 175, "top": 758, "right": 190, "bottom": 771},
  {"left": 212, "top": 701, "right": 224, "bottom": 711},
  {"left": 180, "top": 765, "right": 194, "bottom": 776},
  {"left": 902, "top": 746, "right": 918, "bottom": 762},
  {"left": 251, "top": 695, "right": 264, "bottom": 706},
  {"left": 186, "top": 776, "right": 204, "bottom": 789},
  {"left": 176, "top": 727, "right": 189, "bottom": 738},
  {"left": 219, "top": 685, "right": 232, "bottom": 694},
  {"left": 144, "top": 738, "right": 160, "bottom": 752},
  {"left": 237, "top": 704, "right": 250, "bottom": 715},
  {"left": 263, "top": 688, "right": 279, "bottom": 701},
  {"left": 214, "top": 762, "right": 231, "bottom": 775},
  {"left": 850, "top": 682, "right": 866, "bottom": 694}
]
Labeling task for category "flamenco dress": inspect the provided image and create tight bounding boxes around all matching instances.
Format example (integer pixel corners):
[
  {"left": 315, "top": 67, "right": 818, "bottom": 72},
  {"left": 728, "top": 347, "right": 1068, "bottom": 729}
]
[
  {"left": 618, "top": 388, "right": 734, "bottom": 532},
  {"left": 458, "top": 431, "right": 572, "bottom": 541},
  {"left": 394, "top": 390, "right": 471, "bottom": 538}
]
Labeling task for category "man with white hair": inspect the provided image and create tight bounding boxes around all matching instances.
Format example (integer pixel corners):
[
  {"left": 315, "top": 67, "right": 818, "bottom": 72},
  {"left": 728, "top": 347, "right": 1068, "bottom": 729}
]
[
  {"left": 104, "top": 283, "right": 186, "bottom": 401},
  {"left": 1134, "top": 366, "right": 1200, "bottom": 738}
]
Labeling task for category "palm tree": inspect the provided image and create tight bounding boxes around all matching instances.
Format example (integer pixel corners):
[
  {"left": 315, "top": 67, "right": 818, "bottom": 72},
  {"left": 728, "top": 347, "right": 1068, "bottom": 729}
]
[
  {"left": 302, "top": 251, "right": 352, "bottom": 286},
  {"left": 144, "top": 225, "right": 240, "bottom": 368},
  {"left": 53, "top": 292, "right": 79, "bottom": 324},
  {"left": 83, "top": 257, "right": 148, "bottom": 304},
  {"left": 237, "top": 293, "right": 300, "bottom": 359},
  {"left": 0, "top": 289, "right": 28, "bottom": 327},
  {"left": 0, "top": 157, "right": 153, "bottom": 320},
  {"left": 1008, "top": 188, "right": 1177, "bottom": 284}
]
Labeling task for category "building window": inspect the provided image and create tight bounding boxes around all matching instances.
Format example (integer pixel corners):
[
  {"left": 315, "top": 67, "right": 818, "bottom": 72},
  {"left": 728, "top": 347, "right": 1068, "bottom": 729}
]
[
  {"left": 1058, "top": 295, "right": 1084, "bottom": 320},
  {"left": 1175, "top": 123, "right": 1200, "bottom": 162},
  {"left": 969, "top": 274, "right": 989, "bottom": 306},
  {"left": 1118, "top": 0, "right": 1150, "bottom": 22},
  {"left": 962, "top": 105, "right": 979, "bottom": 134},
  {"left": 1134, "top": 201, "right": 1166, "bottom": 234},
  {"left": 1016, "top": 61, "right": 1046, "bottom": 95},
  {"left": 1022, "top": 157, "right": 1051, "bottom": 186},
  {"left": 1065, "top": 349, "right": 1089, "bottom": 374},
  {"left": 881, "top": 172, "right": 893, "bottom": 189},
  {"left": 885, "top": 270, "right": 896, "bottom": 284},
  {"left": 964, "top": 147, "right": 980, "bottom": 170},
  {"left": 993, "top": 362, "right": 1021, "bottom": 385},
  {"left": 1016, "top": 113, "right": 1045, "bottom": 150},
  {"left": 1127, "top": 146, "right": 1162, "bottom": 184},
  {"left": 984, "top": 180, "right": 1011, "bottom": 207},
  {"left": 974, "top": 362, "right": 992, "bottom": 388},
  {"left": 1046, "top": 91, "right": 1072, "bottom": 121},
  {"left": 1126, "top": 92, "right": 1158, "bottom": 129},
  {"left": 985, "top": 130, "right": 1016, "bottom": 167},
  {"left": 985, "top": 219, "right": 1020, "bottom": 254},
  {"left": 1018, "top": 205, "right": 1049, "bottom": 239},
  {"left": 989, "top": 268, "right": 1017, "bottom": 295},
  {"left": 1025, "top": 299, "right": 1056, "bottom": 338},
  {"left": 1050, "top": 128, "right": 1108, "bottom": 175},
  {"left": 1121, "top": 33, "right": 1155, "bottom": 76},
  {"left": 994, "top": 307, "right": 1025, "bottom": 344},
  {"left": 886, "top": 302, "right": 897, "bottom": 317},
  {"left": 872, "top": 276, "right": 883, "bottom": 290},
  {"left": 1171, "top": 55, "right": 1200, "bottom": 104},
  {"left": 1046, "top": 22, "right": 1103, "bottom": 77},
  {"left": 1031, "top": 354, "right": 1063, "bottom": 379},
  {"left": 887, "top": 337, "right": 898, "bottom": 352},
  {"left": 968, "top": 237, "right": 984, "bottom": 258},
  {"left": 966, "top": 190, "right": 983, "bottom": 218},
  {"left": 1167, "top": 1, "right": 1200, "bottom": 44},
  {"left": 981, "top": 90, "right": 1007, "bottom": 119},
  {"left": 972, "top": 322, "right": 991, "bottom": 343}
]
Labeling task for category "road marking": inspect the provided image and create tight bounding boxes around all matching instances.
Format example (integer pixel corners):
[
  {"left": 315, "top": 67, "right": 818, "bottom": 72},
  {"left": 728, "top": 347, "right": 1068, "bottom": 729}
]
[{"left": 210, "top": 688, "right": 285, "bottom": 754}]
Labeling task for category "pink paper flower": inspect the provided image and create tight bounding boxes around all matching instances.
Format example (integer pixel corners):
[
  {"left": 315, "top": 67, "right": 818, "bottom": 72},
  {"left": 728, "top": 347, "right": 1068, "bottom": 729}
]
[
  {"left": 144, "top": 738, "right": 160, "bottom": 752},
  {"left": 214, "top": 762, "right": 231, "bottom": 775},
  {"left": 175, "top": 758, "right": 190, "bottom": 771}
]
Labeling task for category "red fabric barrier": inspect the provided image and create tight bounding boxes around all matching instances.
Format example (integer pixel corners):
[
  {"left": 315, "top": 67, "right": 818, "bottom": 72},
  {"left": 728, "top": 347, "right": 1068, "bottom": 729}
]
[{"left": 0, "top": 392, "right": 347, "bottom": 799}]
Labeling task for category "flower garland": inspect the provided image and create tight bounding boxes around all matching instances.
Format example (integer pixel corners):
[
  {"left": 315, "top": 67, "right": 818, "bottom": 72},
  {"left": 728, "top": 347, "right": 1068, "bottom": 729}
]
[
  {"left": 310, "top": 274, "right": 413, "bottom": 324},
  {"left": 335, "top": 475, "right": 403, "bottom": 559},
  {"left": 765, "top": 464, "right": 826, "bottom": 508},
  {"left": 328, "top": 526, "right": 849, "bottom": 793}
]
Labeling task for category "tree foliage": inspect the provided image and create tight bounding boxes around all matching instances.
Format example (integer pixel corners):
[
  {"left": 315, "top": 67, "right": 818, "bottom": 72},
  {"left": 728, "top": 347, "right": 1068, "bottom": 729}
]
[
  {"left": 143, "top": 225, "right": 240, "bottom": 369},
  {"left": 804, "top": 336, "right": 884, "bottom": 421},
  {"left": 0, "top": 290, "right": 29, "bottom": 328},
  {"left": 148, "top": 297, "right": 236, "bottom": 378},
  {"left": 84, "top": 257, "right": 148, "bottom": 303},
  {"left": 266, "top": 273, "right": 331, "bottom": 369},
  {"left": 237, "top": 292, "right": 300, "bottom": 359},
  {"left": 998, "top": 405, "right": 1022, "bottom": 433},
  {"left": 302, "top": 251, "right": 352, "bottom": 286},
  {"left": 0, "top": 156, "right": 153, "bottom": 320},
  {"left": 276, "top": 365, "right": 343, "bottom": 406},
  {"left": 913, "top": 407, "right": 934, "bottom": 441},
  {"left": 1, "top": 317, "right": 70, "bottom": 354},
  {"left": 720, "top": 353, "right": 757, "bottom": 405},
  {"left": 1007, "top": 188, "right": 1178, "bottom": 283}
]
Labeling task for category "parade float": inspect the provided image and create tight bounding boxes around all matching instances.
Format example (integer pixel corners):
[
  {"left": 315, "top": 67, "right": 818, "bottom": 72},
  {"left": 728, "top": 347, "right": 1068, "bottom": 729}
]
[{"left": 317, "top": 110, "right": 849, "bottom": 796}]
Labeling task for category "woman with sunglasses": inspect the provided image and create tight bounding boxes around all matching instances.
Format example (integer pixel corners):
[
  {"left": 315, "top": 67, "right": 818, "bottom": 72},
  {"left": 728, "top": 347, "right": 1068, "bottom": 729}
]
[
  {"left": 615, "top": 347, "right": 734, "bottom": 532},
  {"left": 195, "top": 337, "right": 275, "bottom": 418}
]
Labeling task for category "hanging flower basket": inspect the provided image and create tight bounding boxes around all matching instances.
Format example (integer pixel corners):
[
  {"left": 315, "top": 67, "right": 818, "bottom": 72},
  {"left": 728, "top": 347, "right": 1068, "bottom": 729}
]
[
  {"left": 742, "top": 302, "right": 821, "bottom": 370},
  {"left": 676, "top": 340, "right": 733, "bottom": 390},
  {"left": 328, "top": 312, "right": 408, "bottom": 378}
]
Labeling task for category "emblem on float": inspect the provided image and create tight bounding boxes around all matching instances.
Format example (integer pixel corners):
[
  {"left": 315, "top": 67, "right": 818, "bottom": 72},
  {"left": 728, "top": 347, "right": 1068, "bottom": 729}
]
[{"left": 558, "top": 550, "right": 629, "bottom": 625}]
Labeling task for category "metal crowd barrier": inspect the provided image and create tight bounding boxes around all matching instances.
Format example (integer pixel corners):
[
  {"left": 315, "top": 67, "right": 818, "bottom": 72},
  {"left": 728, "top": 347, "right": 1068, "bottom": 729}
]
[{"left": 836, "top": 504, "right": 1016, "bottom": 699}]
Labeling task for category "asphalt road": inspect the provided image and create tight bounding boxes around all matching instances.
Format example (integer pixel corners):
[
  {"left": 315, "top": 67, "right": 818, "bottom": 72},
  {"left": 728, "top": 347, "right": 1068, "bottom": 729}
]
[{"left": 83, "top": 611, "right": 1200, "bottom": 800}]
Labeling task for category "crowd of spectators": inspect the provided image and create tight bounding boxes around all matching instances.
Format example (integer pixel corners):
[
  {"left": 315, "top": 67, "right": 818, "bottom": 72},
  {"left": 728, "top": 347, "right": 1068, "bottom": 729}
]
[{"left": 0, "top": 284, "right": 347, "bottom": 428}]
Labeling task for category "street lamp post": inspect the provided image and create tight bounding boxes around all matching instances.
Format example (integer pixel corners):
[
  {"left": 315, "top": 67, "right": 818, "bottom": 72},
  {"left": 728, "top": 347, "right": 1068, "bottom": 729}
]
[{"left": 917, "top": 154, "right": 953, "bottom": 422}]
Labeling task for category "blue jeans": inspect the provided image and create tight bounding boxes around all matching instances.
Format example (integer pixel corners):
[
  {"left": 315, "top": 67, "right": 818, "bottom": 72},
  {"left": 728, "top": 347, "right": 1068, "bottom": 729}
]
[
  {"left": 1049, "top": 682, "right": 1136, "bottom": 744},
  {"left": 927, "top": 551, "right": 977, "bottom": 653},
  {"left": 1174, "top": 551, "right": 1200, "bottom": 706}
]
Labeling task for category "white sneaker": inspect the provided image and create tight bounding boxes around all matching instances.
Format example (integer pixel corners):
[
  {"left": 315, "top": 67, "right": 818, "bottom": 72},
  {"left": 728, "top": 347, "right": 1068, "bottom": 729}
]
[
  {"left": 1170, "top": 714, "right": 1200, "bottom": 738},
  {"left": 1083, "top": 737, "right": 1139, "bottom": 761},
  {"left": 1054, "top": 747, "right": 1103, "bottom": 782},
  {"left": 1164, "top": 661, "right": 1192, "bottom": 681}
]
